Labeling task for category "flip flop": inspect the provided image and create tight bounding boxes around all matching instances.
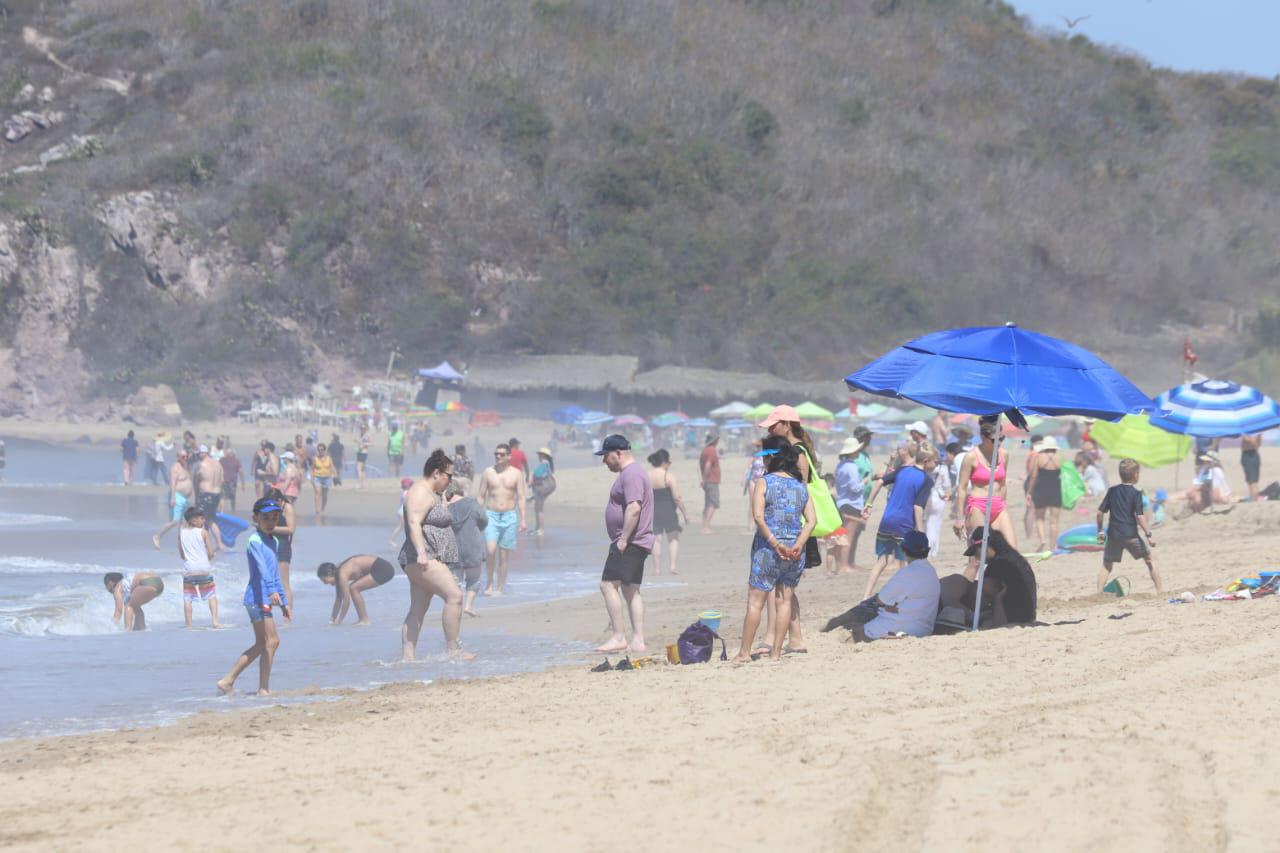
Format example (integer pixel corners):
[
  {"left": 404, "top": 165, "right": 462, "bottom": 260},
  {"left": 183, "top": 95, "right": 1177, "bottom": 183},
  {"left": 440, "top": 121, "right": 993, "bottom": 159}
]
[
  {"left": 590, "top": 659, "right": 612, "bottom": 672},
  {"left": 614, "top": 657, "right": 634, "bottom": 671},
  {"left": 783, "top": 647, "right": 808, "bottom": 655}
]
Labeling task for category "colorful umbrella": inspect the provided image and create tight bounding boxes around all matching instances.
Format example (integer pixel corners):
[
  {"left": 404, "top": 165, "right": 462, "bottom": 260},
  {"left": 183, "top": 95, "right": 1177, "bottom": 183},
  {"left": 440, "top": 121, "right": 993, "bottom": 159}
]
[
  {"left": 794, "top": 401, "right": 836, "bottom": 421},
  {"left": 721, "top": 419, "right": 753, "bottom": 431},
  {"left": 576, "top": 411, "right": 612, "bottom": 426},
  {"left": 437, "top": 401, "right": 467, "bottom": 413},
  {"left": 613, "top": 414, "right": 645, "bottom": 426},
  {"left": 651, "top": 411, "right": 689, "bottom": 428},
  {"left": 685, "top": 417, "right": 717, "bottom": 428},
  {"left": 1148, "top": 379, "right": 1280, "bottom": 437},
  {"left": 1089, "top": 415, "right": 1193, "bottom": 468},
  {"left": 743, "top": 403, "right": 776, "bottom": 422}
]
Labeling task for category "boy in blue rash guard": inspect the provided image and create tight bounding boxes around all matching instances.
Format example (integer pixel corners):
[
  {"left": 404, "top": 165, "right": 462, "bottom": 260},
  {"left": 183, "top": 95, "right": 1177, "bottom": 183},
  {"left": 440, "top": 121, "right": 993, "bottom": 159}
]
[{"left": 217, "top": 497, "right": 289, "bottom": 696}]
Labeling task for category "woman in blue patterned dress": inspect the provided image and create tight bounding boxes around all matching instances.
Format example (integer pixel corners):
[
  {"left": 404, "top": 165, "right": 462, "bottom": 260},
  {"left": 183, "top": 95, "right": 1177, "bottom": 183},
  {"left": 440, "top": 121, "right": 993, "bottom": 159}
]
[{"left": 732, "top": 436, "right": 816, "bottom": 662}]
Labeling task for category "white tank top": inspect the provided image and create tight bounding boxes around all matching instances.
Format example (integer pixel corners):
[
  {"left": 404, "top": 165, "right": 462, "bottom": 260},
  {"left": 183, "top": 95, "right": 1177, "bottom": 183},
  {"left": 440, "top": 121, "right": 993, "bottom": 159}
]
[{"left": 180, "top": 527, "right": 212, "bottom": 572}]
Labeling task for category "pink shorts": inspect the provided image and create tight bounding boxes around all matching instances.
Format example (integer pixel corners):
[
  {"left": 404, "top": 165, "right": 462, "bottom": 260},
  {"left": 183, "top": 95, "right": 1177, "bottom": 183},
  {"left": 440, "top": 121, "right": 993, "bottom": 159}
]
[{"left": 965, "top": 495, "right": 1007, "bottom": 520}]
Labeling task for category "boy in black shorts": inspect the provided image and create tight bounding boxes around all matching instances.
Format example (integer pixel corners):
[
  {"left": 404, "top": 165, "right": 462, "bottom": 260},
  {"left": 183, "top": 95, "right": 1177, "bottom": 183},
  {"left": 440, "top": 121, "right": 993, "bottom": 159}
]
[{"left": 1096, "top": 458, "right": 1162, "bottom": 594}]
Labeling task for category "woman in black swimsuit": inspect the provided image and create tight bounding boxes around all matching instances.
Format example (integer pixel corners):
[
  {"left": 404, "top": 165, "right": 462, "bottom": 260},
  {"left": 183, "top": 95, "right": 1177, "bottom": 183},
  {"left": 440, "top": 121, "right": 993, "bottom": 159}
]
[
  {"left": 1027, "top": 436, "right": 1063, "bottom": 552},
  {"left": 647, "top": 449, "right": 690, "bottom": 576},
  {"left": 318, "top": 555, "right": 396, "bottom": 625}
]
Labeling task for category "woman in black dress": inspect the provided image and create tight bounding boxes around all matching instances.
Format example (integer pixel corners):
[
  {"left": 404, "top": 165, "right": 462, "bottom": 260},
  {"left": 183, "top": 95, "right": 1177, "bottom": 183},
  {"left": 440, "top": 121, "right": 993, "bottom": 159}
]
[
  {"left": 1027, "top": 436, "right": 1063, "bottom": 553},
  {"left": 647, "top": 449, "right": 690, "bottom": 575}
]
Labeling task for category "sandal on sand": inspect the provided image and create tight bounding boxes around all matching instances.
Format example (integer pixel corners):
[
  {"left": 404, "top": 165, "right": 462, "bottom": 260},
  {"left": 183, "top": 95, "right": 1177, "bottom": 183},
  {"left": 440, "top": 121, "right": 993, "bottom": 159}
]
[
  {"left": 591, "top": 659, "right": 613, "bottom": 673},
  {"left": 613, "top": 658, "right": 634, "bottom": 671},
  {"left": 752, "top": 643, "right": 772, "bottom": 656},
  {"left": 783, "top": 647, "right": 808, "bottom": 655}
]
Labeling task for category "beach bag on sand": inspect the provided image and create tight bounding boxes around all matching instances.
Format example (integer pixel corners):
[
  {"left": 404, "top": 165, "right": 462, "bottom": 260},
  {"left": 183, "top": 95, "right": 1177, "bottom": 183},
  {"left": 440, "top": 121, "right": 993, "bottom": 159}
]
[
  {"left": 677, "top": 622, "right": 727, "bottom": 664},
  {"left": 1060, "top": 462, "right": 1086, "bottom": 511},
  {"left": 797, "top": 445, "right": 841, "bottom": 538},
  {"left": 532, "top": 472, "right": 557, "bottom": 498}
]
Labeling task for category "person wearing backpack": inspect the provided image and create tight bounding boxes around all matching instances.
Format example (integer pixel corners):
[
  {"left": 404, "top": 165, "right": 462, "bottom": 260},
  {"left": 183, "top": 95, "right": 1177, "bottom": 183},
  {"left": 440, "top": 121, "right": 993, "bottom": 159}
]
[{"left": 731, "top": 436, "right": 816, "bottom": 663}]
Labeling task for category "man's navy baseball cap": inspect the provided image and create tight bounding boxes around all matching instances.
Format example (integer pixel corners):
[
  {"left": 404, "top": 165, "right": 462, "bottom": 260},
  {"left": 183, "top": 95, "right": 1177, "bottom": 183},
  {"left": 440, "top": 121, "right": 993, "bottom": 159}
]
[{"left": 594, "top": 435, "right": 632, "bottom": 456}]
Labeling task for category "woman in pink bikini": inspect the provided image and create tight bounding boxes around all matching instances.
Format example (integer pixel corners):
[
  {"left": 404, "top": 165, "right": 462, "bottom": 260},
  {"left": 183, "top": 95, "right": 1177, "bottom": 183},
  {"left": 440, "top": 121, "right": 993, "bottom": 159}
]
[{"left": 953, "top": 416, "right": 1018, "bottom": 578}]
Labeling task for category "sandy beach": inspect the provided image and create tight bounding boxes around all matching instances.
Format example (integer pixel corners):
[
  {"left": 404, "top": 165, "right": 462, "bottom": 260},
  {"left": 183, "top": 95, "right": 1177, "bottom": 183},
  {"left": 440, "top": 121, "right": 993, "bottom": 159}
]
[{"left": 0, "top": 432, "right": 1277, "bottom": 851}]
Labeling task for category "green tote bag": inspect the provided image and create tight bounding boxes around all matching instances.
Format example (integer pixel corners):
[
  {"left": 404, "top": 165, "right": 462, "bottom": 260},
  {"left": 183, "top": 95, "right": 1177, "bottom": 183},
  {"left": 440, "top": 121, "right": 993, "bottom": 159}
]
[{"left": 797, "top": 444, "right": 842, "bottom": 538}]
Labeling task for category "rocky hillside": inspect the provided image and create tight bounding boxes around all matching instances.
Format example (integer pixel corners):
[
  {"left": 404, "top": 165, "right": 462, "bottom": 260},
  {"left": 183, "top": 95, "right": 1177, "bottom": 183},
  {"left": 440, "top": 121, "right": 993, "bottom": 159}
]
[{"left": 2, "top": 0, "right": 1279, "bottom": 417}]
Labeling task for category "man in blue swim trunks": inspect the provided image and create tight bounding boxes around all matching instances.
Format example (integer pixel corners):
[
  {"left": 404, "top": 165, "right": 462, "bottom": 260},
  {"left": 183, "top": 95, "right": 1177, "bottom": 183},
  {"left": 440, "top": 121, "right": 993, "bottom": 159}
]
[{"left": 477, "top": 443, "right": 527, "bottom": 596}]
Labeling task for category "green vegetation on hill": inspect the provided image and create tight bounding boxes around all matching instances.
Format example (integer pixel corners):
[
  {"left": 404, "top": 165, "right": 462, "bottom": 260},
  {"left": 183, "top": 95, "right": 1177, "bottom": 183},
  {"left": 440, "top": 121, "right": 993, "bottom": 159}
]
[{"left": 2, "top": 0, "right": 1279, "bottom": 408}]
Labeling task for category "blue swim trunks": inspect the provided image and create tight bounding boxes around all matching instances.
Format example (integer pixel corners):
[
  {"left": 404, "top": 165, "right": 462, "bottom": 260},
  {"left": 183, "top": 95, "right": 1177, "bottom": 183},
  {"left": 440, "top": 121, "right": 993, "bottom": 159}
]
[
  {"left": 171, "top": 492, "right": 189, "bottom": 523},
  {"left": 874, "top": 533, "right": 906, "bottom": 562},
  {"left": 485, "top": 509, "right": 519, "bottom": 550},
  {"left": 244, "top": 602, "right": 274, "bottom": 623}
]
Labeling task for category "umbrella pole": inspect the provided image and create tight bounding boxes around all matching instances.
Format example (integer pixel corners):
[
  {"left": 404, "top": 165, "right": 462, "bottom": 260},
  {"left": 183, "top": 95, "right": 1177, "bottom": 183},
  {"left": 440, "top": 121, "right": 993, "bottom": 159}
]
[{"left": 970, "top": 414, "right": 1001, "bottom": 632}]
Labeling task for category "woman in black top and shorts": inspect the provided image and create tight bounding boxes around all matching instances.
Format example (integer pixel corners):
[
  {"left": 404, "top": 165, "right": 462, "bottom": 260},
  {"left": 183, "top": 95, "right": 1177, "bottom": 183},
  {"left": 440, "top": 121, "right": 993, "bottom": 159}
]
[{"left": 647, "top": 449, "right": 690, "bottom": 576}]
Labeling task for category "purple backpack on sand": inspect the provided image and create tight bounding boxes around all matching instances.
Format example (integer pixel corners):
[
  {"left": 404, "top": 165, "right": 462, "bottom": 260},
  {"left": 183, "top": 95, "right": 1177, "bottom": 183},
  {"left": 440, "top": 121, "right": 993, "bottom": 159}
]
[{"left": 677, "top": 622, "right": 727, "bottom": 664}]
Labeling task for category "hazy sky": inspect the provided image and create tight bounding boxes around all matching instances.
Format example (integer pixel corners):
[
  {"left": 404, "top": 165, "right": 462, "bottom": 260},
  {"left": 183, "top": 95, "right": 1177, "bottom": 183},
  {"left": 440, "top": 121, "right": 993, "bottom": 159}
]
[{"left": 1007, "top": 0, "right": 1280, "bottom": 79}]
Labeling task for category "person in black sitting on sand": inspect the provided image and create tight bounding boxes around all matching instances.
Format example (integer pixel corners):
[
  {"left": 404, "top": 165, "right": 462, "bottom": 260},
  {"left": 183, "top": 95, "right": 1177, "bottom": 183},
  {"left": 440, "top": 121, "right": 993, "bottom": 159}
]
[{"left": 949, "top": 527, "right": 1037, "bottom": 625}]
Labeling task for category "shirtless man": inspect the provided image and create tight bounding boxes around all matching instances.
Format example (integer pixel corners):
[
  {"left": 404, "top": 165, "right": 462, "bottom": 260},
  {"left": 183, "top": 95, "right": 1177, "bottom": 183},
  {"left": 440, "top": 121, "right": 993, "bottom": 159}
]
[
  {"left": 477, "top": 443, "right": 527, "bottom": 595},
  {"left": 153, "top": 450, "right": 194, "bottom": 548},
  {"left": 317, "top": 554, "right": 397, "bottom": 625},
  {"left": 193, "top": 446, "right": 225, "bottom": 554}
]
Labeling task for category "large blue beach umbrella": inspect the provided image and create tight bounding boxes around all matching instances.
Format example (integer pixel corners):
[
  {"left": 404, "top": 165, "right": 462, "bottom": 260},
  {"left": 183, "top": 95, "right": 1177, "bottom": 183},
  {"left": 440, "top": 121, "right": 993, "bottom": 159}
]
[
  {"left": 846, "top": 323, "right": 1157, "bottom": 630},
  {"left": 1148, "top": 379, "right": 1280, "bottom": 437}
]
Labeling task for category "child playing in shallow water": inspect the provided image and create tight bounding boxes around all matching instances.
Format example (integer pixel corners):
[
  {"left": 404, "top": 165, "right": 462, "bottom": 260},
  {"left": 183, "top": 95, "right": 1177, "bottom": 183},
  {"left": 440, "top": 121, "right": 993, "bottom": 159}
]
[
  {"left": 217, "top": 496, "right": 288, "bottom": 696},
  {"left": 104, "top": 571, "right": 164, "bottom": 631},
  {"left": 178, "top": 507, "right": 220, "bottom": 628}
]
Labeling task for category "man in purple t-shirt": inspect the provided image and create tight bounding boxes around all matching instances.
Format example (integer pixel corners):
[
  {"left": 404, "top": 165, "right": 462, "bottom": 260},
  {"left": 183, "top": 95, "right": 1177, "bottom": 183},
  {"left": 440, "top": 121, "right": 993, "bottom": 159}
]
[{"left": 594, "top": 434, "right": 654, "bottom": 654}]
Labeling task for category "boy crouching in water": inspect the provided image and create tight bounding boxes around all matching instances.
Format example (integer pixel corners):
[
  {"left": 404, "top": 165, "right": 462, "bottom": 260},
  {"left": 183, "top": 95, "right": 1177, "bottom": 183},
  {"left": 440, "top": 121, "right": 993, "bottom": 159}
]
[
  {"left": 217, "top": 497, "right": 289, "bottom": 696},
  {"left": 1097, "top": 458, "right": 1163, "bottom": 595},
  {"left": 178, "top": 507, "right": 220, "bottom": 628}
]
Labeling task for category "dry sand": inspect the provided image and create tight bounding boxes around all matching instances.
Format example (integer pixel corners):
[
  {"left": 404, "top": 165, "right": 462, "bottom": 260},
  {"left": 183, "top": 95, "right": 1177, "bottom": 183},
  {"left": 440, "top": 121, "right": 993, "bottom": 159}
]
[{"left": 1, "top": 438, "right": 1278, "bottom": 851}]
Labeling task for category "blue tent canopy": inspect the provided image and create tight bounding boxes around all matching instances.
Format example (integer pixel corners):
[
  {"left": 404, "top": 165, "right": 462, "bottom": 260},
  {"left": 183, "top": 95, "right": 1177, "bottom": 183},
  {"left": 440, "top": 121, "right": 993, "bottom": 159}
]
[
  {"left": 418, "top": 361, "right": 465, "bottom": 383},
  {"left": 552, "top": 405, "right": 586, "bottom": 425}
]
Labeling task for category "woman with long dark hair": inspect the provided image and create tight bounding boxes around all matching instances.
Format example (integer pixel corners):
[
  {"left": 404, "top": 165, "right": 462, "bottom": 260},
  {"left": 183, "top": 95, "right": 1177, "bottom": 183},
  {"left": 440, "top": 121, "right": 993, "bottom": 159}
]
[
  {"left": 732, "top": 435, "right": 815, "bottom": 662},
  {"left": 647, "top": 449, "right": 689, "bottom": 576},
  {"left": 399, "top": 449, "right": 474, "bottom": 661},
  {"left": 754, "top": 406, "right": 822, "bottom": 655}
]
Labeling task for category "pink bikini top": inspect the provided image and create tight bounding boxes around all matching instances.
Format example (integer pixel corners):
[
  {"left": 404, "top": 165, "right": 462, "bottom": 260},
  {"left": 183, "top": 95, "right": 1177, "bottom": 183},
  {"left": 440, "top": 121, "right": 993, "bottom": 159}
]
[{"left": 969, "top": 450, "right": 1006, "bottom": 487}]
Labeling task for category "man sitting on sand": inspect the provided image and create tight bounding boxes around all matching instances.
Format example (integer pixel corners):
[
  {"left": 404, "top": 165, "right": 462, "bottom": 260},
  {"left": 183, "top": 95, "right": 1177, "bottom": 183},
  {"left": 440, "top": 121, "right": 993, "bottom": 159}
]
[
  {"left": 478, "top": 443, "right": 527, "bottom": 596},
  {"left": 846, "top": 531, "right": 940, "bottom": 642},
  {"left": 318, "top": 555, "right": 397, "bottom": 625}
]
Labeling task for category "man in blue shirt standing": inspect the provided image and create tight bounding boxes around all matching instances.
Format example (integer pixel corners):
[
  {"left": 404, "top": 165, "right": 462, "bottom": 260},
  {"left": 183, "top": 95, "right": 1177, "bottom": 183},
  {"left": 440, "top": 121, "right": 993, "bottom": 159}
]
[{"left": 860, "top": 446, "right": 933, "bottom": 600}]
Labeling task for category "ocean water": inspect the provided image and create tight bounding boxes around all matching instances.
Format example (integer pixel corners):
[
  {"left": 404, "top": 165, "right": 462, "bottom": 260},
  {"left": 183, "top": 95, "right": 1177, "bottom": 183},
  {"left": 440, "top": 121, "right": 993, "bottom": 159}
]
[{"left": 0, "top": 470, "right": 610, "bottom": 739}]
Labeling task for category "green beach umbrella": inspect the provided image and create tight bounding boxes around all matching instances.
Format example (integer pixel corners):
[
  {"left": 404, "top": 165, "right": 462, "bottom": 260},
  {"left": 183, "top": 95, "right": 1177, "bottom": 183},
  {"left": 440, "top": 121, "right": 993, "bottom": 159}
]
[
  {"left": 744, "top": 403, "right": 776, "bottom": 422},
  {"left": 794, "top": 401, "right": 836, "bottom": 421},
  {"left": 1089, "top": 415, "right": 1193, "bottom": 468}
]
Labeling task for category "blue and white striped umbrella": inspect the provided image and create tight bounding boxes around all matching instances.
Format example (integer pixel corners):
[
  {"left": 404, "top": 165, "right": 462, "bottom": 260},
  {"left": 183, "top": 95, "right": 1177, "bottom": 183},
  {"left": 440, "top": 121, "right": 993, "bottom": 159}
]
[{"left": 1148, "top": 379, "right": 1280, "bottom": 437}]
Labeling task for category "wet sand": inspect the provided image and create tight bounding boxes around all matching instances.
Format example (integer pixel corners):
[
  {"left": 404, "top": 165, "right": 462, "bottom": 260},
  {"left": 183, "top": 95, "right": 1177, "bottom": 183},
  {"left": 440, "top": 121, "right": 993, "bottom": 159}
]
[{"left": 0, "top": 440, "right": 1277, "bottom": 850}]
